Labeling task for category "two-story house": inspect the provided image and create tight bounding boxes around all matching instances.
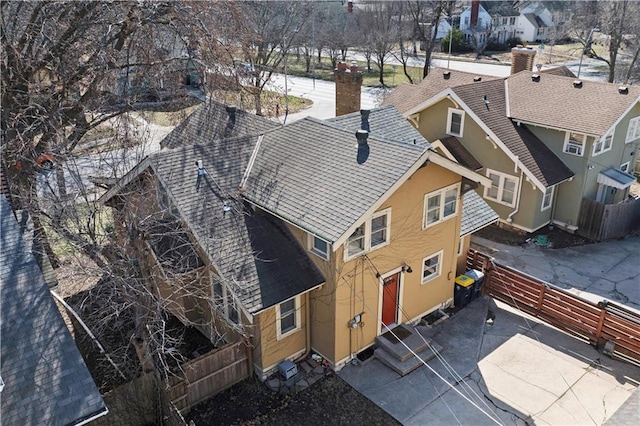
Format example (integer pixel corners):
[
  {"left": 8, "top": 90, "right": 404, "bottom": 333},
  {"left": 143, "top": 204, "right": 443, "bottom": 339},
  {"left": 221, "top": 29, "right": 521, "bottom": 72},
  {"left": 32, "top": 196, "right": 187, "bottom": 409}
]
[
  {"left": 383, "top": 49, "right": 640, "bottom": 239},
  {"left": 100, "top": 101, "right": 498, "bottom": 377},
  {"left": 459, "top": 1, "right": 558, "bottom": 44}
]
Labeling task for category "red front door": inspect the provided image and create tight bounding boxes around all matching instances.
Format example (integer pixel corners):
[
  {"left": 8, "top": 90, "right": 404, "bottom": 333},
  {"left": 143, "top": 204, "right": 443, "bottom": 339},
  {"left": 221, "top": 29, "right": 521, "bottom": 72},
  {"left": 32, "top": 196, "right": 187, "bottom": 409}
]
[{"left": 382, "top": 273, "right": 400, "bottom": 327}]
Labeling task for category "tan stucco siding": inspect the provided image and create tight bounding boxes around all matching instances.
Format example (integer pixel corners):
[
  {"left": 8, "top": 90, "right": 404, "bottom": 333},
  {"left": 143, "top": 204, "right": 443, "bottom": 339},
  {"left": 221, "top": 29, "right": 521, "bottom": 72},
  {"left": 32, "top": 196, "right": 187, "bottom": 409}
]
[
  {"left": 332, "top": 162, "right": 462, "bottom": 365},
  {"left": 254, "top": 301, "right": 307, "bottom": 374},
  {"left": 284, "top": 223, "right": 337, "bottom": 361}
]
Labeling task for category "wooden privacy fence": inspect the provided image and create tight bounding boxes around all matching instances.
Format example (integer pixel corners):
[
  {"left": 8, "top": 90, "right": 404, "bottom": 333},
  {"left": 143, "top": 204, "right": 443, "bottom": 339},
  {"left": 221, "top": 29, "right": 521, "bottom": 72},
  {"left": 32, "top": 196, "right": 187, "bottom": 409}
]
[
  {"left": 165, "top": 339, "right": 251, "bottom": 413},
  {"left": 467, "top": 249, "right": 640, "bottom": 366},
  {"left": 577, "top": 197, "right": 640, "bottom": 241}
]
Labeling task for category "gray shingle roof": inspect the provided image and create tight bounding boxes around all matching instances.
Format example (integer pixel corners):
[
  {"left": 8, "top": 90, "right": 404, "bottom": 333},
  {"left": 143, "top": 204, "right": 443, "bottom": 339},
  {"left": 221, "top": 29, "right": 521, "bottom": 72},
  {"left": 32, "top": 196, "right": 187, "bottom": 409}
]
[
  {"left": 149, "top": 136, "right": 324, "bottom": 314},
  {"left": 0, "top": 196, "right": 106, "bottom": 426},
  {"left": 381, "top": 68, "right": 499, "bottom": 115},
  {"left": 327, "top": 105, "right": 430, "bottom": 147},
  {"left": 242, "top": 117, "right": 427, "bottom": 243},
  {"left": 507, "top": 71, "right": 640, "bottom": 136},
  {"left": 160, "top": 99, "right": 280, "bottom": 149},
  {"left": 452, "top": 79, "right": 574, "bottom": 187},
  {"left": 540, "top": 66, "right": 576, "bottom": 78},
  {"left": 460, "top": 190, "right": 499, "bottom": 237}
]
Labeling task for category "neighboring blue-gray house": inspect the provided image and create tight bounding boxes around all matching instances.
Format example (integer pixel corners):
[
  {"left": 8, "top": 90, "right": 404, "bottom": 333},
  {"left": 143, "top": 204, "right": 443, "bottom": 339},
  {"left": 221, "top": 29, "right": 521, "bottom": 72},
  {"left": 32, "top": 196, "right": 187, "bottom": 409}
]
[{"left": 0, "top": 195, "right": 107, "bottom": 425}]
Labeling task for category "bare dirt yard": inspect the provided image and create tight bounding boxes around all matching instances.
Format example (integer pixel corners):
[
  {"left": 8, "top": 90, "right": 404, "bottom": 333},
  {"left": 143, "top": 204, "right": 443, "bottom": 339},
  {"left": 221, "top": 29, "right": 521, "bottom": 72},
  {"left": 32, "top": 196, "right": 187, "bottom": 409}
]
[{"left": 185, "top": 372, "right": 400, "bottom": 426}]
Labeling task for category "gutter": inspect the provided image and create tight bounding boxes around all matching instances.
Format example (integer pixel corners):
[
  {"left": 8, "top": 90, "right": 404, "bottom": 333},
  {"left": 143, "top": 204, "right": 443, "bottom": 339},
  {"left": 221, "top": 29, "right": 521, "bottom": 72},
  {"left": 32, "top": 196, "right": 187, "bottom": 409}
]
[{"left": 72, "top": 407, "right": 109, "bottom": 426}]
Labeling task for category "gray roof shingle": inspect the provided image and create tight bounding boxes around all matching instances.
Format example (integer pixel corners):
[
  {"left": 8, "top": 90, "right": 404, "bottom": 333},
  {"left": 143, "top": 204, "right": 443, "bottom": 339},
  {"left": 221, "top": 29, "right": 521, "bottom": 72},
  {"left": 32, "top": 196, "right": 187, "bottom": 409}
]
[
  {"left": 160, "top": 99, "right": 280, "bottom": 149},
  {"left": 243, "top": 116, "right": 427, "bottom": 243},
  {"left": 460, "top": 190, "right": 499, "bottom": 237},
  {"left": 149, "top": 135, "right": 324, "bottom": 314},
  {"left": 0, "top": 196, "right": 106, "bottom": 426},
  {"left": 452, "top": 79, "right": 575, "bottom": 187},
  {"left": 507, "top": 71, "right": 640, "bottom": 136},
  {"left": 327, "top": 105, "right": 430, "bottom": 147}
]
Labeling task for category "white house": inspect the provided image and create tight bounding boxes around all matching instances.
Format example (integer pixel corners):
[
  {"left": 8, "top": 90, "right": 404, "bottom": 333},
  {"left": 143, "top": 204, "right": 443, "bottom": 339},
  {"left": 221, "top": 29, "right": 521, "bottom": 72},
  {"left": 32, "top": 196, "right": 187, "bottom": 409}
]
[{"left": 516, "top": 3, "right": 555, "bottom": 42}]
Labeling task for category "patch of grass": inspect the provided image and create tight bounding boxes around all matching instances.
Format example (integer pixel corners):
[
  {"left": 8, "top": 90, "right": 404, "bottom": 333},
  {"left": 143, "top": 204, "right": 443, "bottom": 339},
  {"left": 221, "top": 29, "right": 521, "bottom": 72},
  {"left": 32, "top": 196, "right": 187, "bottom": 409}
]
[
  {"left": 209, "top": 89, "right": 312, "bottom": 117},
  {"left": 138, "top": 104, "right": 200, "bottom": 126},
  {"left": 284, "top": 57, "right": 423, "bottom": 88}
]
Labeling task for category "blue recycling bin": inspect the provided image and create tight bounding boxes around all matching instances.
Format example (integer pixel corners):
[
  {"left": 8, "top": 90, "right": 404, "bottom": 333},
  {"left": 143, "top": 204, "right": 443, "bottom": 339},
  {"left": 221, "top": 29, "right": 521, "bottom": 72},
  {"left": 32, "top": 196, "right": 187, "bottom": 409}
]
[{"left": 465, "top": 269, "right": 485, "bottom": 301}]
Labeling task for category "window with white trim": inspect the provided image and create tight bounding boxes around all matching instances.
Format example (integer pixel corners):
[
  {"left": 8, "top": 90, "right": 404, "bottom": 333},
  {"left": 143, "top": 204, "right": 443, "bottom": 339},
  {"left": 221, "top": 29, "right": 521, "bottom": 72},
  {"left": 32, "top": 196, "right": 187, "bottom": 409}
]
[
  {"left": 446, "top": 108, "right": 465, "bottom": 137},
  {"left": 345, "top": 208, "right": 391, "bottom": 259},
  {"left": 276, "top": 296, "right": 300, "bottom": 339},
  {"left": 541, "top": 186, "right": 554, "bottom": 211},
  {"left": 309, "top": 235, "right": 330, "bottom": 260},
  {"left": 620, "top": 162, "right": 630, "bottom": 173},
  {"left": 422, "top": 251, "right": 443, "bottom": 284},
  {"left": 485, "top": 169, "right": 518, "bottom": 207},
  {"left": 626, "top": 117, "right": 640, "bottom": 143},
  {"left": 423, "top": 183, "right": 460, "bottom": 228},
  {"left": 593, "top": 131, "right": 613, "bottom": 156},
  {"left": 564, "top": 132, "right": 586, "bottom": 156}
]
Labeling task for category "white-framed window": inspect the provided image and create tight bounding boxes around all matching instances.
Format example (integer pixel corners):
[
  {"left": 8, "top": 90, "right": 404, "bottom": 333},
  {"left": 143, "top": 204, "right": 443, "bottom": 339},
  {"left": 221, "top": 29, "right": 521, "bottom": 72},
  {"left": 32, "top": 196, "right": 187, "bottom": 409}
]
[
  {"left": 423, "top": 183, "right": 460, "bottom": 229},
  {"left": 627, "top": 117, "right": 640, "bottom": 143},
  {"left": 464, "top": 16, "right": 469, "bottom": 26},
  {"left": 564, "top": 132, "right": 586, "bottom": 156},
  {"left": 345, "top": 208, "right": 391, "bottom": 259},
  {"left": 422, "top": 250, "right": 443, "bottom": 284},
  {"left": 485, "top": 169, "right": 518, "bottom": 207},
  {"left": 309, "top": 235, "right": 330, "bottom": 260},
  {"left": 541, "top": 186, "right": 554, "bottom": 211},
  {"left": 446, "top": 108, "right": 465, "bottom": 137},
  {"left": 510, "top": 17, "right": 516, "bottom": 25},
  {"left": 593, "top": 131, "right": 613, "bottom": 156},
  {"left": 620, "top": 162, "right": 630, "bottom": 173},
  {"left": 276, "top": 296, "right": 301, "bottom": 339}
]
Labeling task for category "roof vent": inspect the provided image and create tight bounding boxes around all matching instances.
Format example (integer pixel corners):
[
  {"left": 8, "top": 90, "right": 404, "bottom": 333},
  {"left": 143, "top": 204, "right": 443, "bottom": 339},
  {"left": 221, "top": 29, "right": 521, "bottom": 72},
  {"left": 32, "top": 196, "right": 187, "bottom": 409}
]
[
  {"left": 573, "top": 80, "right": 583, "bottom": 88},
  {"left": 618, "top": 86, "right": 629, "bottom": 94},
  {"left": 355, "top": 129, "right": 369, "bottom": 146},
  {"left": 443, "top": 71, "right": 451, "bottom": 79},
  {"left": 473, "top": 76, "right": 482, "bottom": 82},
  {"left": 531, "top": 74, "right": 540, "bottom": 82},
  {"left": 360, "top": 109, "right": 370, "bottom": 132}
]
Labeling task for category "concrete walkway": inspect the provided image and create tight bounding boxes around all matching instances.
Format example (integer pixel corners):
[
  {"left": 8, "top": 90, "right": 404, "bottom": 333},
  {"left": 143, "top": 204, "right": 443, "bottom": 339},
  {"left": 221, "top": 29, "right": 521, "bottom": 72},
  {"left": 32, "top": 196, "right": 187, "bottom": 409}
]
[
  {"left": 471, "top": 235, "right": 640, "bottom": 312},
  {"left": 338, "top": 297, "right": 640, "bottom": 425}
]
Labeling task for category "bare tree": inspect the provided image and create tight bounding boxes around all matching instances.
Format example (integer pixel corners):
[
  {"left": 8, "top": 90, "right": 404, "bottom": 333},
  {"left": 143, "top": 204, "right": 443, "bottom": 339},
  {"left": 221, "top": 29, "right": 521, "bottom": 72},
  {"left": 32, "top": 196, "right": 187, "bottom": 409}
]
[
  {"left": 406, "top": 1, "right": 456, "bottom": 79},
  {"left": 570, "top": 0, "right": 640, "bottom": 83},
  {"left": 355, "top": 2, "right": 400, "bottom": 86},
  {"left": 1, "top": 0, "right": 248, "bottom": 385},
  {"left": 213, "top": 1, "right": 310, "bottom": 116}
]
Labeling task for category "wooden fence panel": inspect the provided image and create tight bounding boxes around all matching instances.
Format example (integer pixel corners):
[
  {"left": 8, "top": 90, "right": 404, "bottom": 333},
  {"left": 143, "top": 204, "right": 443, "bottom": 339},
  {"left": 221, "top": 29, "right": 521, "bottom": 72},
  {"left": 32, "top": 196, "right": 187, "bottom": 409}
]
[
  {"left": 164, "top": 340, "right": 250, "bottom": 413},
  {"left": 578, "top": 197, "right": 640, "bottom": 241},
  {"left": 467, "top": 249, "right": 640, "bottom": 366}
]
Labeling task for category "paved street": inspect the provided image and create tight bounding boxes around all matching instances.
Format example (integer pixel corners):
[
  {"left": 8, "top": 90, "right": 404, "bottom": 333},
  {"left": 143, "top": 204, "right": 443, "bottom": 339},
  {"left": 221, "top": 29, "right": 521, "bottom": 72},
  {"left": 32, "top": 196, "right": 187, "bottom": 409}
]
[{"left": 471, "top": 235, "right": 640, "bottom": 312}]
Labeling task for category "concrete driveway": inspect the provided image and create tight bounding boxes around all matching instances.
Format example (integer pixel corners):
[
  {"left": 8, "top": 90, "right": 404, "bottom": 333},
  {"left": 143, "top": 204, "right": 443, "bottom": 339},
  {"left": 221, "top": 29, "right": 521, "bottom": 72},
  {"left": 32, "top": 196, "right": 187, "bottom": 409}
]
[
  {"left": 471, "top": 235, "right": 640, "bottom": 312},
  {"left": 338, "top": 297, "right": 640, "bottom": 425}
]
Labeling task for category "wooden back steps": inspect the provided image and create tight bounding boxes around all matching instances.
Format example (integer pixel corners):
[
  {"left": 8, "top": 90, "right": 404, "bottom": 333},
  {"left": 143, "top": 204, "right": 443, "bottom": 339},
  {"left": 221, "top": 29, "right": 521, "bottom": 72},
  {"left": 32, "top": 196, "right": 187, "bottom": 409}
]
[{"left": 374, "top": 324, "right": 443, "bottom": 376}]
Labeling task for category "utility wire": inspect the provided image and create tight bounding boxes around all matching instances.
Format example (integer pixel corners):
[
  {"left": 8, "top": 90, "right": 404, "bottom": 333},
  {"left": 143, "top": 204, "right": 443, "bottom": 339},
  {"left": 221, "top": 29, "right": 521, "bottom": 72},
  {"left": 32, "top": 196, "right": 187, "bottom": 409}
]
[{"left": 340, "top": 274, "right": 506, "bottom": 426}]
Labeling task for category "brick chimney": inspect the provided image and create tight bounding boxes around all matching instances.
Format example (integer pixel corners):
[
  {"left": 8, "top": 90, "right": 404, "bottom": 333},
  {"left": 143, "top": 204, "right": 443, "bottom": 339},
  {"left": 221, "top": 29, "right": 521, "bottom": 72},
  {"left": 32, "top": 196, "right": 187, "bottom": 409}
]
[
  {"left": 334, "top": 61, "right": 363, "bottom": 117},
  {"left": 510, "top": 46, "right": 537, "bottom": 75},
  {"left": 470, "top": 0, "right": 480, "bottom": 27}
]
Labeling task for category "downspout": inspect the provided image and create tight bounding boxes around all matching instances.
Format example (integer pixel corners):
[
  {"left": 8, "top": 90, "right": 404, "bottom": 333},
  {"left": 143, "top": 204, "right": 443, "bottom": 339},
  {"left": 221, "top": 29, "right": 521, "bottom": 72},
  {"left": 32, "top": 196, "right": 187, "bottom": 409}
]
[{"left": 507, "top": 161, "right": 523, "bottom": 224}]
